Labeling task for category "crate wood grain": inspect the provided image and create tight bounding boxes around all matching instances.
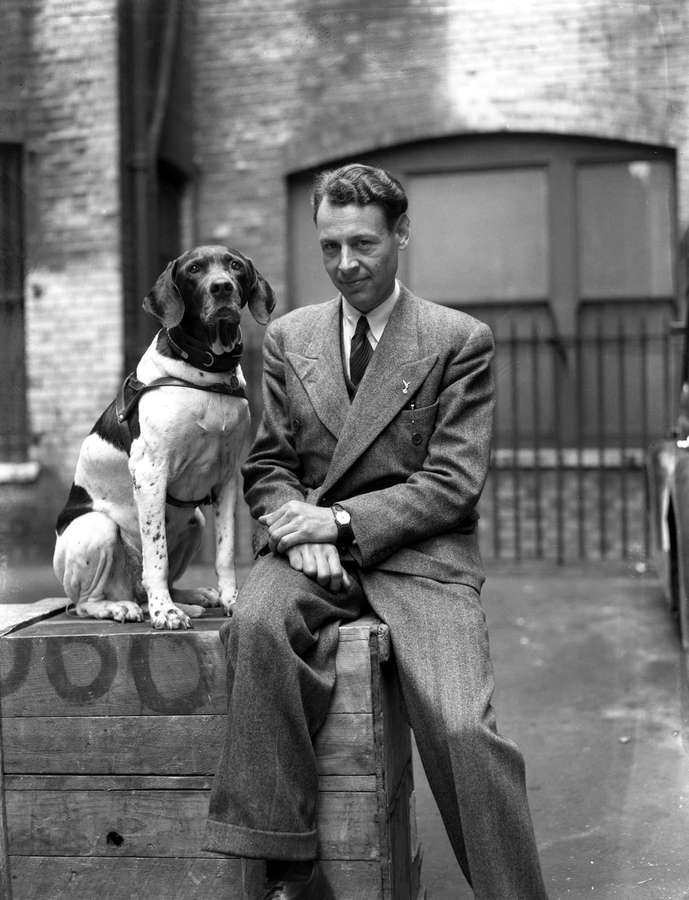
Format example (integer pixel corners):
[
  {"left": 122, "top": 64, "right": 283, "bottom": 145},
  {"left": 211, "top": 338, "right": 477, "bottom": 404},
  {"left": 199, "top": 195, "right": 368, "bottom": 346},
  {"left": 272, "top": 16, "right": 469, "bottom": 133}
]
[{"left": 0, "top": 607, "right": 424, "bottom": 900}]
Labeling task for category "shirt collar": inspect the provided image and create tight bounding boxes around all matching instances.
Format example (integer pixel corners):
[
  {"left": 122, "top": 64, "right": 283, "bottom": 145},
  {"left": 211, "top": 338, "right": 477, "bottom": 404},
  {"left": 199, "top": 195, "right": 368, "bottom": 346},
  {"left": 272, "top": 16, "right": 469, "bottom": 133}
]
[{"left": 341, "top": 280, "right": 400, "bottom": 343}]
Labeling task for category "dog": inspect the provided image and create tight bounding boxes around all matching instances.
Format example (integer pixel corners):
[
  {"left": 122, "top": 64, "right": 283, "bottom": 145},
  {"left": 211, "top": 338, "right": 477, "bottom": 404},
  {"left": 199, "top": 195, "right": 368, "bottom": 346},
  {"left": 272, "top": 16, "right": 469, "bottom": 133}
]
[{"left": 53, "top": 245, "right": 276, "bottom": 629}]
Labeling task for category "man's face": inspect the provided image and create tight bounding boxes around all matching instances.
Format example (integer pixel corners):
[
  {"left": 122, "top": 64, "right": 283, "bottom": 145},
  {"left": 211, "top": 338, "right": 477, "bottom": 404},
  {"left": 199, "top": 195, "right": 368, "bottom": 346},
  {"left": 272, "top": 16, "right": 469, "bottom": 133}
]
[{"left": 316, "top": 198, "right": 409, "bottom": 313}]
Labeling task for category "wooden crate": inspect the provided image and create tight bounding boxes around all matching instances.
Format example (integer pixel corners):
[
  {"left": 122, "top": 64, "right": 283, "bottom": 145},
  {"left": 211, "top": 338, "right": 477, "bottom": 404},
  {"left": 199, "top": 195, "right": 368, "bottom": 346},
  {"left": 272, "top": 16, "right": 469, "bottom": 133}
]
[{"left": 0, "top": 605, "right": 424, "bottom": 899}]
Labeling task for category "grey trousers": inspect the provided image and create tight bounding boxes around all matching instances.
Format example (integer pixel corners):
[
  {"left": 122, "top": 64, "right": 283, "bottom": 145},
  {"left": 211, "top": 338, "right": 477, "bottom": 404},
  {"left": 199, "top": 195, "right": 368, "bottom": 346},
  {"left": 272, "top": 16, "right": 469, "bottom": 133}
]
[{"left": 204, "top": 553, "right": 549, "bottom": 899}]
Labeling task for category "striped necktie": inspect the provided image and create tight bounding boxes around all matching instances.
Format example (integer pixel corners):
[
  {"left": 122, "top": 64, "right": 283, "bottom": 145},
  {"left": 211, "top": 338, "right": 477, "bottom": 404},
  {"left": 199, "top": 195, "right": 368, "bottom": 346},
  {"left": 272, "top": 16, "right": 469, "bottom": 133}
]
[{"left": 349, "top": 315, "right": 373, "bottom": 389}]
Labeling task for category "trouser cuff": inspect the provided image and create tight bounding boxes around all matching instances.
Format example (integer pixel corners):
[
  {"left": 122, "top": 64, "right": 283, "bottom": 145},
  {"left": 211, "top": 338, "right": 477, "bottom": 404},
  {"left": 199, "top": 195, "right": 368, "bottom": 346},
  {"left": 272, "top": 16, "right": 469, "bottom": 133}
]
[{"left": 203, "top": 818, "right": 318, "bottom": 860}]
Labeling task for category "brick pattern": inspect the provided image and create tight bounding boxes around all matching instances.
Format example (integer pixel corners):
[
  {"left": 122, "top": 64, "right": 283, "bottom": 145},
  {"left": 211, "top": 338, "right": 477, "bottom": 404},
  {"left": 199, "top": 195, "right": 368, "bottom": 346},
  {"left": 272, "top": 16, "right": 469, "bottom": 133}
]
[
  {"left": 192, "top": 0, "right": 689, "bottom": 310},
  {"left": 22, "top": 0, "right": 122, "bottom": 480}
]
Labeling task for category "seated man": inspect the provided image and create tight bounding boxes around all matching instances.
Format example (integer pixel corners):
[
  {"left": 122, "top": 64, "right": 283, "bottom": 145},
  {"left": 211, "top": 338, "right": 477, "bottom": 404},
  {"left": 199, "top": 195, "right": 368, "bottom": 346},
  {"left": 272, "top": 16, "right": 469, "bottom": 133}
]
[{"left": 204, "top": 163, "right": 548, "bottom": 900}]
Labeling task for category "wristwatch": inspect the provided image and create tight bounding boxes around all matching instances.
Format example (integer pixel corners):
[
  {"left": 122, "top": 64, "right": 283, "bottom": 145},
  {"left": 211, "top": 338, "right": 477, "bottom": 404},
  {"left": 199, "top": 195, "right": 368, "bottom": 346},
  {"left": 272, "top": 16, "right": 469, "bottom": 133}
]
[{"left": 331, "top": 503, "right": 354, "bottom": 547}]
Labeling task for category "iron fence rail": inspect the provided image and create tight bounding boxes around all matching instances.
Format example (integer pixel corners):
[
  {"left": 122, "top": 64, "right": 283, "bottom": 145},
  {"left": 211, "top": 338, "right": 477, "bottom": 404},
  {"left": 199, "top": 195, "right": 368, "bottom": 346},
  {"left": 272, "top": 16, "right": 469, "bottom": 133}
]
[{"left": 482, "top": 322, "right": 681, "bottom": 562}]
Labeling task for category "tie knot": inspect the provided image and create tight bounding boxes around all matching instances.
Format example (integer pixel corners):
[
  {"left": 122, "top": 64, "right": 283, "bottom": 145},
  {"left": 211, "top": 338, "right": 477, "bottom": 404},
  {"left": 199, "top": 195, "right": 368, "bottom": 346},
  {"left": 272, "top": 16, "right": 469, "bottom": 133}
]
[{"left": 354, "top": 315, "right": 369, "bottom": 337}]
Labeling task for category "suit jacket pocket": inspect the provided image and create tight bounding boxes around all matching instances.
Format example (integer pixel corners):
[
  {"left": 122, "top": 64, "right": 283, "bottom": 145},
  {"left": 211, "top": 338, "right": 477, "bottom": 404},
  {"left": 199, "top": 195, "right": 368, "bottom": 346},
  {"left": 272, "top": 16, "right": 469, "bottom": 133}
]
[{"left": 392, "top": 399, "right": 439, "bottom": 465}]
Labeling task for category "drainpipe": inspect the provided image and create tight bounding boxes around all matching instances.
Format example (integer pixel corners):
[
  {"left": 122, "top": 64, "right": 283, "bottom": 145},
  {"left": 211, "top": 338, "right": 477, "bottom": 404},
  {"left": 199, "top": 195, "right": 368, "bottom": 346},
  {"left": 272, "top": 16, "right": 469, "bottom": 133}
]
[
  {"left": 149, "top": 0, "right": 181, "bottom": 156},
  {"left": 128, "top": 0, "right": 181, "bottom": 360},
  {"left": 130, "top": 0, "right": 152, "bottom": 361}
]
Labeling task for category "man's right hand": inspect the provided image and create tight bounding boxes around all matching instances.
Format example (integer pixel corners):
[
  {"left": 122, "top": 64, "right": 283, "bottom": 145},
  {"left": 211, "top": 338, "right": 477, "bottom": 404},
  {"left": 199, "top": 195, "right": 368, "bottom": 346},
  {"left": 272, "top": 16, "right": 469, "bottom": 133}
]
[{"left": 286, "top": 543, "right": 352, "bottom": 593}]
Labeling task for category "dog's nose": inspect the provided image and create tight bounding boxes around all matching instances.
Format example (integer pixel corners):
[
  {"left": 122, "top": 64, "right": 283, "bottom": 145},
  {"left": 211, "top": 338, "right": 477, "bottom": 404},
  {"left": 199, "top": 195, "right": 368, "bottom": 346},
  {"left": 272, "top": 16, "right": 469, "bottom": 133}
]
[{"left": 210, "top": 280, "right": 234, "bottom": 296}]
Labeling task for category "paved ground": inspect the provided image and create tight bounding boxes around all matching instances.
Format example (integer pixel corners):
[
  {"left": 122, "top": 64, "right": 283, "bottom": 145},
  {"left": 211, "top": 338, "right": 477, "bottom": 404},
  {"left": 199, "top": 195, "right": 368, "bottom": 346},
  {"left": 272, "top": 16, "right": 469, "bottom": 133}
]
[
  {"left": 2, "top": 558, "right": 688, "bottom": 899},
  {"left": 415, "top": 562, "right": 689, "bottom": 900}
]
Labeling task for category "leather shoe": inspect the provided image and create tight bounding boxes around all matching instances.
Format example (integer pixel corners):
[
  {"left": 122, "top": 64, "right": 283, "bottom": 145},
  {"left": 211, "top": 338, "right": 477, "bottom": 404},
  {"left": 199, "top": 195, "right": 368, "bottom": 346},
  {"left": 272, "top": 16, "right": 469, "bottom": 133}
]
[{"left": 262, "top": 861, "right": 334, "bottom": 899}]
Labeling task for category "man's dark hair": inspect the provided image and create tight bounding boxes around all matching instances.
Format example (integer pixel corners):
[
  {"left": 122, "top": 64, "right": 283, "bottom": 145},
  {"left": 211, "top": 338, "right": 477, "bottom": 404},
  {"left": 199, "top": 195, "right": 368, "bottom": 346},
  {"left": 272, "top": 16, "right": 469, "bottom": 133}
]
[{"left": 311, "top": 163, "right": 408, "bottom": 230}]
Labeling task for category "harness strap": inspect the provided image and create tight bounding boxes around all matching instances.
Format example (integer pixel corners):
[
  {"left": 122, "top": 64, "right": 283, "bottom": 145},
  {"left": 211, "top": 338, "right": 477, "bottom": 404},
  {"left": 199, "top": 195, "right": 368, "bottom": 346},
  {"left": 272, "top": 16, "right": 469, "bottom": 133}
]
[
  {"left": 114, "top": 372, "right": 247, "bottom": 507},
  {"left": 116, "top": 372, "right": 247, "bottom": 424}
]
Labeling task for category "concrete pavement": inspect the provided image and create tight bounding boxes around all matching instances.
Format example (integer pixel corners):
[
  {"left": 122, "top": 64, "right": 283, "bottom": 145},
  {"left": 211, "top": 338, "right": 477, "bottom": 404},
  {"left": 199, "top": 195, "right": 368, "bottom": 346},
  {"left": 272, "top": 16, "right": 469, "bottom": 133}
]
[
  {"left": 414, "top": 562, "right": 689, "bottom": 900},
  {"left": 2, "top": 558, "right": 688, "bottom": 899}
]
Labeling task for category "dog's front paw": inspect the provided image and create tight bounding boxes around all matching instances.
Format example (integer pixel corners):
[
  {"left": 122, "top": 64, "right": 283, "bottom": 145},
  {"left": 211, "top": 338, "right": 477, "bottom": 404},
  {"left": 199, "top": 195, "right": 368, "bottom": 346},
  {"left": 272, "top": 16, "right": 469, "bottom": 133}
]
[
  {"left": 111, "top": 601, "right": 145, "bottom": 623},
  {"left": 75, "top": 599, "right": 144, "bottom": 623},
  {"left": 149, "top": 599, "right": 192, "bottom": 631}
]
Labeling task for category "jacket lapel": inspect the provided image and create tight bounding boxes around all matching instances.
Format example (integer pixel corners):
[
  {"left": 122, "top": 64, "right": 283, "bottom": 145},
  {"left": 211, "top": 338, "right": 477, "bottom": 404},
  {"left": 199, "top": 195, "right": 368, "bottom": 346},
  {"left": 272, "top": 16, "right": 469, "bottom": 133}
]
[
  {"left": 285, "top": 298, "right": 350, "bottom": 439},
  {"left": 321, "top": 288, "right": 438, "bottom": 495}
]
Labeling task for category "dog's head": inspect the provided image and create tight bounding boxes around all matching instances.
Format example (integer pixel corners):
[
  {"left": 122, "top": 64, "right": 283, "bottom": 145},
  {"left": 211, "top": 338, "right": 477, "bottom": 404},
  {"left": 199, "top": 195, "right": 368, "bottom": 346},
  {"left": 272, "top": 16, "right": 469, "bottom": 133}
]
[{"left": 143, "top": 245, "right": 276, "bottom": 351}]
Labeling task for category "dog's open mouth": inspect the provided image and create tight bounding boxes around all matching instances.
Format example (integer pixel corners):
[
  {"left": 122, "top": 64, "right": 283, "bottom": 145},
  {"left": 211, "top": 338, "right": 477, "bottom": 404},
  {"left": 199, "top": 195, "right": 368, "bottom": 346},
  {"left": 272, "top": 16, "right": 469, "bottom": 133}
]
[{"left": 207, "top": 319, "right": 239, "bottom": 355}]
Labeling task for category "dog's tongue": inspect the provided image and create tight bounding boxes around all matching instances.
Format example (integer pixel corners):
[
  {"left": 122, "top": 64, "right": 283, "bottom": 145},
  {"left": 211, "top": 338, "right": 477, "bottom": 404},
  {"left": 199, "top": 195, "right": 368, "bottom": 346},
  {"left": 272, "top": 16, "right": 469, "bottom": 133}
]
[
  {"left": 219, "top": 320, "right": 234, "bottom": 347},
  {"left": 209, "top": 321, "right": 235, "bottom": 355}
]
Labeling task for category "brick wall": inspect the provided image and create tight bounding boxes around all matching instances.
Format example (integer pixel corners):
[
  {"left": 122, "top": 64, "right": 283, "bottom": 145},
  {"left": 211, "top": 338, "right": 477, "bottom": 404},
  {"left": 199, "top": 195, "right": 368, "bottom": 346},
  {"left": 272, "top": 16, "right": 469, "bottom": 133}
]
[
  {"left": 23, "top": 0, "right": 122, "bottom": 481},
  {"left": 192, "top": 0, "right": 689, "bottom": 310},
  {"left": 0, "top": 0, "right": 122, "bottom": 560}
]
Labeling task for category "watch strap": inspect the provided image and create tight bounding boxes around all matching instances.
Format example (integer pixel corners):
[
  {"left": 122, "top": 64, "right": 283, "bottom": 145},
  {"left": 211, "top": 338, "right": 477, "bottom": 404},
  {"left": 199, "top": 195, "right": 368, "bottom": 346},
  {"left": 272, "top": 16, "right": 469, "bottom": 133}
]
[{"left": 332, "top": 503, "right": 354, "bottom": 547}]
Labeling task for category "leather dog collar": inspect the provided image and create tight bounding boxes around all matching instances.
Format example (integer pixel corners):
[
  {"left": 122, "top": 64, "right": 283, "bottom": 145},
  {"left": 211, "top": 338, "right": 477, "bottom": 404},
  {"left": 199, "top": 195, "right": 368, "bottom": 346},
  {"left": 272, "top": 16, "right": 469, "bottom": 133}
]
[{"left": 161, "top": 326, "right": 244, "bottom": 372}]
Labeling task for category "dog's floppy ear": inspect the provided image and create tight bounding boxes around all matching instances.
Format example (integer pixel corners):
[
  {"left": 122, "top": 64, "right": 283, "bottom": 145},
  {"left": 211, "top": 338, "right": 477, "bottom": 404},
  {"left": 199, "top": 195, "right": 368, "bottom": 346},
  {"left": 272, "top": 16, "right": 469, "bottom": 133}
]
[
  {"left": 143, "top": 260, "right": 184, "bottom": 328},
  {"left": 244, "top": 257, "right": 277, "bottom": 325}
]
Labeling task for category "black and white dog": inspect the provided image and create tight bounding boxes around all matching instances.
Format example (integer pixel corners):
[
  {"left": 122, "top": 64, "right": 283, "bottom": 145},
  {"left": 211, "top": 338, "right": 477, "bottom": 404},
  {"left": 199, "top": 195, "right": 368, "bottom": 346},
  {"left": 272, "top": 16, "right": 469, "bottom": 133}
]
[{"left": 53, "top": 245, "right": 275, "bottom": 629}]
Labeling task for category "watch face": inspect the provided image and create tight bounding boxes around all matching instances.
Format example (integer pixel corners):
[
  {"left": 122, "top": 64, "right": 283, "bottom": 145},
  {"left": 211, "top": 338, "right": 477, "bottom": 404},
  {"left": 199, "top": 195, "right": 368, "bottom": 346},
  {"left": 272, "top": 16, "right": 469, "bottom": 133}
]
[{"left": 335, "top": 509, "right": 350, "bottom": 525}]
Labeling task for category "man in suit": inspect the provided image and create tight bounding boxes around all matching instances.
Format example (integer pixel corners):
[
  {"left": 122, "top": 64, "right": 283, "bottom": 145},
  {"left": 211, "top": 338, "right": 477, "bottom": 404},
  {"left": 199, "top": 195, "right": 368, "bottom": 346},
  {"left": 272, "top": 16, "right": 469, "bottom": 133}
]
[{"left": 204, "top": 163, "right": 548, "bottom": 899}]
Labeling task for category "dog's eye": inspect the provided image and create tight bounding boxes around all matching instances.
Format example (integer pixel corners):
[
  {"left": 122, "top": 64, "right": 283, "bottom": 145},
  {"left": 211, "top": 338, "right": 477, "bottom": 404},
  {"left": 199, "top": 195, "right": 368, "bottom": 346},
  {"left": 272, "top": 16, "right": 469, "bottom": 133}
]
[
  {"left": 188, "top": 263, "right": 201, "bottom": 274},
  {"left": 230, "top": 260, "right": 243, "bottom": 271}
]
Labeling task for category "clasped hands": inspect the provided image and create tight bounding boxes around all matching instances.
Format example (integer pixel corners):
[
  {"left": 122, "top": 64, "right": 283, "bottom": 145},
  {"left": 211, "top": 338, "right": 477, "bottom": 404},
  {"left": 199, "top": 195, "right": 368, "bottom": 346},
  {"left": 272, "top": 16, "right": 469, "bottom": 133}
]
[{"left": 259, "top": 500, "right": 352, "bottom": 592}]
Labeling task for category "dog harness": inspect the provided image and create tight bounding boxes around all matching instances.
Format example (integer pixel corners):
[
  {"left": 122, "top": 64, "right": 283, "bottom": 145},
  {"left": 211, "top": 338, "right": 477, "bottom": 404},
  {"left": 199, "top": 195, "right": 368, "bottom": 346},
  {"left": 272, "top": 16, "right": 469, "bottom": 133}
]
[{"left": 115, "top": 369, "right": 248, "bottom": 508}]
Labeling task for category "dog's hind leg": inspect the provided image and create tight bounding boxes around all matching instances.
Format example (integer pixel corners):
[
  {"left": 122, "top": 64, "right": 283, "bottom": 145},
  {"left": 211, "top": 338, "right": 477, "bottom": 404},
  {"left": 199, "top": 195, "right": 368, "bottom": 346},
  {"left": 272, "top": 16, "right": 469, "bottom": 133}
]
[{"left": 53, "top": 512, "right": 144, "bottom": 622}]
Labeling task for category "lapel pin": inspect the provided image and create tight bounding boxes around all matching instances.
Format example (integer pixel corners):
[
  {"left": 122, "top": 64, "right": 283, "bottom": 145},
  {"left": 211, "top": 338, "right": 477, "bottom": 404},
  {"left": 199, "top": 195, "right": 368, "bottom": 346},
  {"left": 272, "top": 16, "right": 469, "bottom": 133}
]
[{"left": 402, "top": 379, "right": 410, "bottom": 394}]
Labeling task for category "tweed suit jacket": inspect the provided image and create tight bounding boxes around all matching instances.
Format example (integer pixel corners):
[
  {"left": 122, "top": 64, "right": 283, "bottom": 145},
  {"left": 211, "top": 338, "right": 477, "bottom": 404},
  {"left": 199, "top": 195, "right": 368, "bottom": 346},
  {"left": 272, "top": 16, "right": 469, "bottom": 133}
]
[{"left": 242, "top": 284, "right": 495, "bottom": 591}]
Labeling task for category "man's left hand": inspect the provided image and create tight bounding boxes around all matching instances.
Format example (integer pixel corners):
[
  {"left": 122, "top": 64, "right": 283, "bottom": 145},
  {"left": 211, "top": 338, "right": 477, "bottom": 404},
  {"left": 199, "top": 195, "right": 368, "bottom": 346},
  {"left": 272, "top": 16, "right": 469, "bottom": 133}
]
[{"left": 260, "top": 500, "right": 338, "bottom": 553}]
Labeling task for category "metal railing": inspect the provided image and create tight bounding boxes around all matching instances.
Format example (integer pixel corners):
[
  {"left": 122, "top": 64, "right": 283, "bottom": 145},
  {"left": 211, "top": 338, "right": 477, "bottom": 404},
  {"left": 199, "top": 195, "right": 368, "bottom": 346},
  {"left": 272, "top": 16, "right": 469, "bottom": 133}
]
[{"left": 481, "top": 320, "right": 682, "bottom": 562}]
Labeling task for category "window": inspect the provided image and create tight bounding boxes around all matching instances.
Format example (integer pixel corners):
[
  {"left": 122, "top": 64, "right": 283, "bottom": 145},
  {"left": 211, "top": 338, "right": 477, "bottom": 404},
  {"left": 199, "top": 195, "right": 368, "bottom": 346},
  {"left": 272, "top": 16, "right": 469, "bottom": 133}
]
[
  {"left": 408, "top": 167, "right": 549, "bottom": 305},
  {"left": 578, "top": 160, "right": 674, "bottom": 300},
  {"left": 0, "top": 144, "right": 27, "bottom": 461}
]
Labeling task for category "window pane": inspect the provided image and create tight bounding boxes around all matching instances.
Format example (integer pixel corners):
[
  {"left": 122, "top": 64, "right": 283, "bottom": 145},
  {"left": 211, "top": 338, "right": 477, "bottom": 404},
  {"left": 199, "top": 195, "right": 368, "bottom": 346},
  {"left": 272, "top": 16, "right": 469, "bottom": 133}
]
[
  {"left": 0, "top": 143, "right": 27, "bottom": 459},
  {"left": 577, "top": 161, "right": 674, "bottom": 298},
  {"left": 408, "top": 168, "right": 548, "bottom": 304}
]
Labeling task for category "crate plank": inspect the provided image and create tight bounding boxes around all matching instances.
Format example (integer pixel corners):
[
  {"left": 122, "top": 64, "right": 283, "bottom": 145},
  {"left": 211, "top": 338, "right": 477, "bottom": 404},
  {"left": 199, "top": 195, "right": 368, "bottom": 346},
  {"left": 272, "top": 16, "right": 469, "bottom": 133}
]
[
  {"left": 315, "top": 712, "right": 376, "bottom": 773},
  {"left": 5, "top": 773, "right": 379, "bottom": 793},
  {"left": 2, "top": 715, "right": 222, "bottom": 775},
  {"left": 5, "top": 775, "right": 214, "bottom": 791},
  {"left": 0, "top": 628, "right": 224, "bottom": 716},
  {"left": 1, "top": 711, "right": 375, "bottom": 776},
  {"left": 8, "top": 856, "right": 244, "bottom": 900},
  {"left": 0, "top": 623, "right": 372, "bottom": 716},
  {"left": 8, "top": 856, "right": 385, "bottom": 900},
  {"left": 6, "top": 789, "right": 380, "bottom": 860}
]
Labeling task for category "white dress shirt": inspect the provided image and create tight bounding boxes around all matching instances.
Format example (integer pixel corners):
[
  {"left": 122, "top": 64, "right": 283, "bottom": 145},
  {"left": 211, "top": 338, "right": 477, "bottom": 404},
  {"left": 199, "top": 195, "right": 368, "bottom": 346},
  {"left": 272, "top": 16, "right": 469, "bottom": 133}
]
[{"left": 340, "top": 280, "right": 401, "bottom": 372}]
